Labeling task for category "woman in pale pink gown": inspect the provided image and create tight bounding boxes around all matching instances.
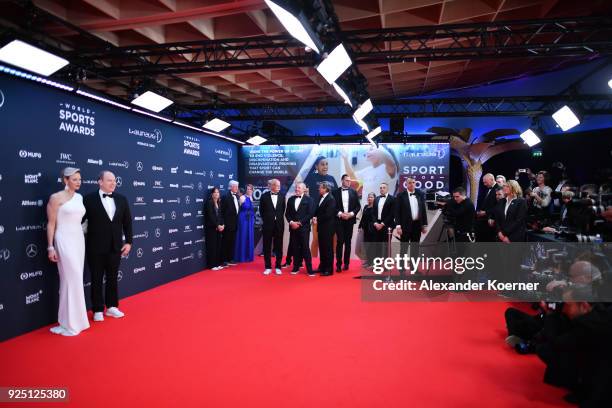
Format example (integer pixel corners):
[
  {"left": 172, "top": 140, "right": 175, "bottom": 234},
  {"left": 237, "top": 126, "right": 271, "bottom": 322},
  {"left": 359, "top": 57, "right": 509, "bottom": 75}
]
[{"left": 46, "top": 167, "right": 90, "bottom": 336}]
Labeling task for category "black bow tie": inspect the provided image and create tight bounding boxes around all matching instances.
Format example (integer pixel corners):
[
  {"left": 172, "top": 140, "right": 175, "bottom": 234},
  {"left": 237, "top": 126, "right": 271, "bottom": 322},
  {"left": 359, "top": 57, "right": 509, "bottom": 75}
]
[
  {"left": 409, "top": 193, "right": 416, "bottom": 197},
  {"left": 380, "top": 195, "right": 386, "bottom": 198},
  {"left": 271, "top": 193, "right": 278, "bottom": 195},
  {"left": 342, "top": 188, "right": 349, "bottom": 191},
  {"left": 103, "top": 193, "right": 113, "bottom": 198},
  {"left": 295, "top": 196, "right": 302, "bottom": 199}
]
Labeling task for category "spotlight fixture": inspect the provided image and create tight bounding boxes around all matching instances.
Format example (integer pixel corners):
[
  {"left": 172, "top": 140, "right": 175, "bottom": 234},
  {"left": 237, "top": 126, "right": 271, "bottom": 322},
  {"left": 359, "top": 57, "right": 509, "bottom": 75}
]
[
  {"left": 0, "top": 40, "right": 68, "bottom": 76},
  {"left": 352, "top": 99, "right": 373, "bottom": 123},
  {"left": 332, "top": 82, "right": 352, "bottom": 107},
  {"left": 520, "top": 129, "right": 541, "bottom": 147},
  {"left": 552, "top": 105, "right": 580, "bottom": 131},
  {"left": 316, "top": 44, "right": 352, "bottom": 84},
  {"left": 246, "top": 135, "right": 267, "bottom": 145},
  {"left": 203, "top": 118, "right": 231, "bottom": 132},
  {"left": 264, "top": 0, "right": 320, "bottom": 54},
  {"left": 131, "top": 91, "right": 173, "bottom": 113},
  {"left": 608, "top": 78, "right": 612, "bottom": 89}
]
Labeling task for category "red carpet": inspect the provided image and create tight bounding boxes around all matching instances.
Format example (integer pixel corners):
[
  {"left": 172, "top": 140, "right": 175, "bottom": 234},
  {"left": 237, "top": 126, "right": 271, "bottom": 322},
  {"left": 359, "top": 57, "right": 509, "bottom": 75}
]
[{"left": 0, "top": 258, "right": 569, "bottom": 407}]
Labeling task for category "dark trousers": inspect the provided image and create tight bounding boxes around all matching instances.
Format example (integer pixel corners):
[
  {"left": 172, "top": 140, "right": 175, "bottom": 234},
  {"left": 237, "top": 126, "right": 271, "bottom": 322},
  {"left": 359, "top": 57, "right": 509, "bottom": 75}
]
[
  {"left": 222, "top": 228, "right": 237, "bottom": 263},
  {"left": 399, "top": 222, "right": 422, "bottom": 275},
  {"left": 363, "top": 231, "right": 377, "bottom": 265},
  {"left": 205, "top": 228, "right": 222, "bottom": 268},
  {"left": 335, "top": 220, "right": 354, "bottom": 268},
  {"left": 505, "top": 307, "right": 544, "bottom": 340},
  {"left": 263, "top": 227, "right": 283, "bottom": 269},
  {"left": 291, "top": 228, "right": 312, "bottom": 273},
  {"left": 88, "top": 251, "right": 121, "bottom": 313},
  {"left": 475, "top": 219, "right": 495, "bottom": 242},
  {"left": 317, "top": 225, "right": 334, "bottom": 273}
]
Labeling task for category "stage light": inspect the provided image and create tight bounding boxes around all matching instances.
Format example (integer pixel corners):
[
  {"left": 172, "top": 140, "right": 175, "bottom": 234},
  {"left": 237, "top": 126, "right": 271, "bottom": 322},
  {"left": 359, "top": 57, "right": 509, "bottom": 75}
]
[
  {"left": 552, "top": 105, "right": 580, "bottom": 131},
  {"left": 352, "top": 98, "right": 373, "bottom": 123},
  {"left": 77, "top": 89, "right": 131, "bottom": 110},
  {"left": 332, "top": 82, "right": 352, "bottom": 107},
  {"left": 0, "top": 64, "right": 74, "bottom": 91},
  {"left": 173, "top": 120, "right": 203, "bottom": 132},
  {"left": 0, "top": 40, "right": 69, "bottom": 76},
  {"left": 365, "top": 126, "right": 381, "bottom": 147},
  {"left": 520, "top": 129, "right": 541, "bottom": 147},
  {"left": 354, "top": 116, "right": 369, "bottom": 132},
  {"left": 264, "top": 0, "right": 320, "bottom": 54},
  {"left": 131, "top": 91, "right": 173, "bottom": 113},
  {"left": 132, "top": 108, "right": 173, "bottom": 122},
  {"left": 246, "top": 135, "right": 267, "bottom": 145},
  {"left": 203, "top": 118, "right": 231, "bottom": 132},
  {"left": 316, "top": 44, "right": 352, "bottom": 84},
  {"left": 608, "top": 79, "right": 612, "bottom": 89}
]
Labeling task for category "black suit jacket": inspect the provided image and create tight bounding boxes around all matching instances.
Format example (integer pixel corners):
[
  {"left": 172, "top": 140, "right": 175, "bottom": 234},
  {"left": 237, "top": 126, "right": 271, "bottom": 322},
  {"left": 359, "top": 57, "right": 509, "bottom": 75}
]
[
  {"left": 394, "top": 190, "right": 428, "bottom": 230},
  {"left": 332, "top": 187, "right": 361, "bottom": 224},
  {"left": 259, "top": 191, "right": 286, "bottom": 231},
  {"left": 204, "top": 200, "right": 224, "bottom": 231},
  {"left": 495, "top": 197, "right": 528, "bottom": 242},
  {"left": 315, "top": 193, "right": 337, "bottom": 227},
  {"left": 285, "top": 195, "right": 314, "bottom": 232},
  {"left": 221, "top": 192, "right": 239, "bottom": 231},
  {"left": 477, "top": 184, "right": 501, "bottom": 217},
  {"left": 372, "top": 194, "right": 396, "bottom": 228},
  {"left": 83, "top": 191, "right": 133, "bottom": 254}
]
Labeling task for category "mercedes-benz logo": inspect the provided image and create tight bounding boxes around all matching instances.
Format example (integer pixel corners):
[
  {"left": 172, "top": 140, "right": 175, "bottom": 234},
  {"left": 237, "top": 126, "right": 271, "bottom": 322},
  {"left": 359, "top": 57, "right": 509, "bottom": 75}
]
[
  {"left": 171, "top": 211, "right": 177, "bottom": 220},
  {"left": 116, "top": 176, "right": 122, "bottom": 187},
  {"left": 26, "top": 244, "right": 38, "bottom": 258},
  {"left": 136, "top": 161, "right": 143, "bottom": 172},
  {"left": 137, "top": 248, "right": 144, "bottom": 258},
  {"left": 209, "top": 171, "right": 214, "bottom": 178},
  {"left": 117, "top": 270, "right": 123, "bottom": 281},
  {"left": 0, "top": 248, "right": 9, "bottom": 261},
  {"left": 0, "top": 225, "right": 4, "bottom": 234},
  {"left": 198, "top": 182, "right": 203, "bottom": 191},
  {"left": 155, "top": 129, "right": 163, "bottom": 143},
  {"left": 155, "top": 228, "right": 161, "bottom": 238}
]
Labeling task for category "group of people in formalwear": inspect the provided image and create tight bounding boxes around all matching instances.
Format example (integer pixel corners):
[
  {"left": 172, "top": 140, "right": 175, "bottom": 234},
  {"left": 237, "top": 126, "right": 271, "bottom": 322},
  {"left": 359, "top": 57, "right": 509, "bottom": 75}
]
[{"left": 47, "top": 168, "right": 133, "bottom": 336}]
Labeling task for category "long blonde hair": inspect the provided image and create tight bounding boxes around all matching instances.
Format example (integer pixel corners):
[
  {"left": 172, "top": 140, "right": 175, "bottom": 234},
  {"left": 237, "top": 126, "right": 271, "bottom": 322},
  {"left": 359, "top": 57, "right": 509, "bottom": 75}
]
[{"left": 506, "top": 179, "right": 522, "bottom": 198}]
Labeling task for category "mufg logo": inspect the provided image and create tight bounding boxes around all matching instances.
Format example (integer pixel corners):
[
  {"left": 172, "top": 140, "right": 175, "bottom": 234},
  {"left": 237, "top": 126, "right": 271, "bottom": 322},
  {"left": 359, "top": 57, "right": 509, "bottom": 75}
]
[{"left": 0, "top": 90, "right": 5, "bottom": 109}]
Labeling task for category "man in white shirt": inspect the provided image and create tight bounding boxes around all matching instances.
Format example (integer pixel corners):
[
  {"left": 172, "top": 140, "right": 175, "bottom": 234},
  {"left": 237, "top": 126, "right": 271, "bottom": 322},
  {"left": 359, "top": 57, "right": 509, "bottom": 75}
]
[{"left": 332, "top": 174, "right": 360, "bottom": 272}]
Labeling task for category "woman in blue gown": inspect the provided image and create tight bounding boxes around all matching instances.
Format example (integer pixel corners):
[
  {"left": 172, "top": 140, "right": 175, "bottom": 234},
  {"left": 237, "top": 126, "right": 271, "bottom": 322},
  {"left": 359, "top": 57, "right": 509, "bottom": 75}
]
[{"left": 234, "top": 184, "right": 255, "bottom": 262}]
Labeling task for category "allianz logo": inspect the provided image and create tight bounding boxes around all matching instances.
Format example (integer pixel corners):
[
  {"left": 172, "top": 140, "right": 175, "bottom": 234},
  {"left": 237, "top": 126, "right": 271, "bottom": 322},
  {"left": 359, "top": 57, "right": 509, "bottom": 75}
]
[
  {"left": 152, "top": 246, "right": 163, "bottom": 253},
  {"left": 87, "top": 158, "right": 103, "bottom": 166},
  {"left": 183, "top": 170, "right": 193, "bottom": 175},
  {"left": 169, "top": 258, "right": 179, "bottom": 264},
  {"left": 24, "top": 173, "right": 42, "bottom": 184},
  {"left": 21, "top": 199, "right": 43, "bottom": 207},
  {"left": 20, "top": 270, "right": 43, "bottom": 280},
  {"left": 183, "top": 240, "right": 192, "bottom": 246},
  {"left": 134, "top": 215, "right": 147, "bottom": 221},
  {"left": 153, "top": 198, "right": 164, "bottom": 204},
  {"left": 152, "top": 165, "right": 163, "bottom": 171},
  {"left": 168, "top": 228, "right": 178, "bottom": 234},
  {"left": 169, "top": 183, "right": 179, "bottom": 188},
  {"left": 133, "top": 266, "right": 146, "bottom": 274},
  {"left": 218, "top": 173, "right": 225, "bottom": 178},
  {"left": 196, "top": 225, "right": 204, "bottom": 230},
  {"left": 154, "top": 260, "right": 163, "bottom": 269},
  {"left": 19, "top": 150, "right": 42, "bottom": 159}
]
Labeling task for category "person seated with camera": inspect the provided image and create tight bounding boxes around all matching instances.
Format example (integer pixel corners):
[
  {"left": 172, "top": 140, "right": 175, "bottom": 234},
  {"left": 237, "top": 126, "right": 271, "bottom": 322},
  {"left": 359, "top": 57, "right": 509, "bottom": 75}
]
[
  {"left": 530, "top": 171, "right": 553, "bottom": 215},
  {"left": 442, "top": 187, "right": 476, "bottom": 242}
]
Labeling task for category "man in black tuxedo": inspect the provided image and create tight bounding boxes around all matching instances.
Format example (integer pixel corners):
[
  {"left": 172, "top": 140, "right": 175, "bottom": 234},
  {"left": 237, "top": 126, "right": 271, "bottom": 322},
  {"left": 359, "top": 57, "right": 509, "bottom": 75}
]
[
  {"left": 285, "top": 182, "right": 315, "bottom": 276},
  {"left": 83, "top": 170, "right": 133, "bottom": 322},
  {"left": 476, "top": 173, "right": 500, "bottom": 242},
  {"left": 259, "top": 179, "right": 286, "bottom": 275},
  {"left": 332, "top": 174, "right": 360, "bottom": 272},
  {"left": 372, "top": 182, "right": 396, "bottom": 260},
  {"left": 221, "top": 180, "right": 240, "bottom": 266},
  {"left": 395, "top": 177, "right": 428, "bottom": 275},
  {"left": 314, "top": 182, "right": 336, "bottom": 276},
  {"left": 445, "top": 187, "right": 476, "bottom": 242}
]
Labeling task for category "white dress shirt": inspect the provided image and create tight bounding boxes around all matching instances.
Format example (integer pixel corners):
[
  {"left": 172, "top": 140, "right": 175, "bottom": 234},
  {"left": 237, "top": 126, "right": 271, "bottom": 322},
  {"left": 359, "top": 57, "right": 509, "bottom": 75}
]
[
  {"left": 294, "top": 195, "right": 302, "bottom": 212},
  {"left": 232, "top": 193, "right": 239, "bottom": 214},
  {"left": 319, "top": 192, "right": 328, "bottom": 207},
  {"left": 504, "top": 198, "right": 514, "bottom": 217},
  {"left": 271, "top": 193, "right": 278, "bottom": 209},
  {"left": 99, "top": 189, "right": 116, "bottom": 220},
  {"left": 408, "top": 190, "right": 419, "bottom": 221},
  {"left": 341, "top": 189, "right": 349, "bottom": 213},
  {"left": 377, "top": 195, "right": 387, "bottom": 221}
]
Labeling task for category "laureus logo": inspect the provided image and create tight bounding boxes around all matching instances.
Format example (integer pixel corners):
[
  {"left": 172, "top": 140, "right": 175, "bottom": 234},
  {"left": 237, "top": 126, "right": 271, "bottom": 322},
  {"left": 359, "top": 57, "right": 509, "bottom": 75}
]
[{"left": 0, "top": 89, "right": 5, "bottom": 109}]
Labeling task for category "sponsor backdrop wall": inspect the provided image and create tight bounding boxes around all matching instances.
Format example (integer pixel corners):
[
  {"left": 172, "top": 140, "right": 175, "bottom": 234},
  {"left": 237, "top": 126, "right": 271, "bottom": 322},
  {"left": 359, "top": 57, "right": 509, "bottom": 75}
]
[
  {"left": 240, "top": 143, "right": 449, "bottom": 246},
  {"left": 0, "top": 75, "right": 237, "bottom": 341}
]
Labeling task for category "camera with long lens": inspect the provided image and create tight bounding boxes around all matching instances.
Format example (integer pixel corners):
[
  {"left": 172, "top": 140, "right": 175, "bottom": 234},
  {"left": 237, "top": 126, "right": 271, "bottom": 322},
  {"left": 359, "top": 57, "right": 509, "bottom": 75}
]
[{"left": 524, "top": 249, "right": 572, "bottom": 297}]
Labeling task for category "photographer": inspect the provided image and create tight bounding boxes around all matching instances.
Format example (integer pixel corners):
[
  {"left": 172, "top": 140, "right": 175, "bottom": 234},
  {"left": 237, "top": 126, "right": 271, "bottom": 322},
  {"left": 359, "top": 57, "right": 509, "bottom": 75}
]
[
  {"left": 543, "top": 190, "right": 591, "bottom": 235},
  {"left": 443, "top": 187, "right": 476, "bottom": 242}
]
